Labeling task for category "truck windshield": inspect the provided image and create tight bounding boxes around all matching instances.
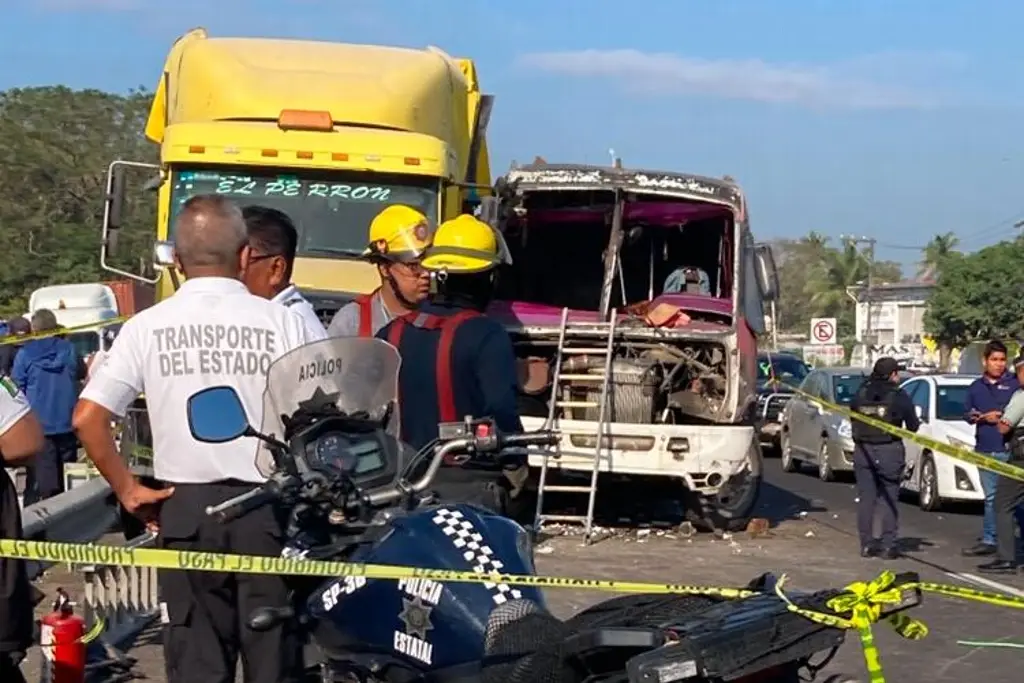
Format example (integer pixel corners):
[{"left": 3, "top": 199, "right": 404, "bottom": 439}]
[{"left": 169, "top": 168, "right": 440, "bottom": 257}]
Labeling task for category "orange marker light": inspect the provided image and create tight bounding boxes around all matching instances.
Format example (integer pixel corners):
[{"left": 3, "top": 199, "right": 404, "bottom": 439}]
[
  {"left": 278, "top": 109, "right": 334, "bottom": 132},
  {"left": 261, "top": 149, "right": 279, "bottom": 158},
  {"left": 332, "top": 152, "right": 349, "bottom": 162},
  {"left": 188, "top": 145, "right": 205, "bottom": 154},
  {"left": 404, "top": 157, "right": 421, "bottom": 166},
  {"left": 296, "top": 151, "right": 314, "bottom": 160}
]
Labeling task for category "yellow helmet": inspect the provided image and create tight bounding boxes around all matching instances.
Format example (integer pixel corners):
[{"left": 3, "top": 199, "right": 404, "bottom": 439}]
[
  {"left": 362, "top": 205, "right": 432, "bottom": 263},
  {"left": 421, "top": 214, "right": 511, "bottom": 274}
]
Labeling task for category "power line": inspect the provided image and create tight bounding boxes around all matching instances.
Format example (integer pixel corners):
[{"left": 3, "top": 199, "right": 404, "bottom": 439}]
[{"left": 875, "top": 207, "right": 1024, "bottom": 252}]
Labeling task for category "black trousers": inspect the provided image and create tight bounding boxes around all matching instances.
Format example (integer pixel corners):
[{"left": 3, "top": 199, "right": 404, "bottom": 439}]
[
  {"left": 158, "top": 482, "right": 299, "bottom": 683},
  {"left": 0, "top": 651, "right": 26, "bottom": 683},
  {"left": 994, "top": 461, "right": 1024, "bottom": 563},
  {"left": 22, "top": 433, "right": 77, "bottom": 507},
  {"left": 853, "top": 441, "right": 905, "bottom": 549}
]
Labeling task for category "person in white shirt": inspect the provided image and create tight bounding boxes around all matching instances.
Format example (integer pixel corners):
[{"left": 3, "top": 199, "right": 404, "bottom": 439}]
[
  {"left": 0, "top": 376, "right": 44, "bottom": 683},
  {"left": 241, "top": 206, "right": 328, "bottom": 341},
  {"left": 72, "top": 195, "right": 309, "bottom": 683}
]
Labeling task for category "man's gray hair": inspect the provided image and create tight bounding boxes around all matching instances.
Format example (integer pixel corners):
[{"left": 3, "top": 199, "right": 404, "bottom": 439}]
[
  {"left": 173, "top": 195, "right": 248, "bottom": 270},
  {"left": 30, "top": 309, "right": 59, "bottom": 333}
]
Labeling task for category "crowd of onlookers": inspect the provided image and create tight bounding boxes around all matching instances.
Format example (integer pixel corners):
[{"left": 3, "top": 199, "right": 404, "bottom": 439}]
[{"left": 1, "top": 309, "right": 85, "bottom": 505}]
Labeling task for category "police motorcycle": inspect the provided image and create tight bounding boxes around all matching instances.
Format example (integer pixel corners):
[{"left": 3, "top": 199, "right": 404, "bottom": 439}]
[{"left": 186, "top": 338, "right": 921, "bottom": 683}]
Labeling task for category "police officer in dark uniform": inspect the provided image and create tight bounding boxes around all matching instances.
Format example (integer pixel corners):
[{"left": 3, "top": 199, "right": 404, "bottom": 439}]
[
  {"left": 377, "top": 214, "right": 531, "bottom": 522},
  {"left": 851, "top": 357, "right": 920, "bottom": 559}
]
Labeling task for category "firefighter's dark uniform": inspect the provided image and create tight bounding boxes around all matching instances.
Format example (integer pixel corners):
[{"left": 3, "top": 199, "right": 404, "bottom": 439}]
[
  {"left": 850, "top": 357, "right": 920, "bottom": 558},
  {"left": 377, "top": 214, "right": 529, "bottom": 520}
]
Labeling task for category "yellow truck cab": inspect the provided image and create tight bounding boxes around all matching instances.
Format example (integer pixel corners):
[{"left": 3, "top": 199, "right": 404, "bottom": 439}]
[{"left": 101, "top": 28, "right": 494, "bottom": 318}]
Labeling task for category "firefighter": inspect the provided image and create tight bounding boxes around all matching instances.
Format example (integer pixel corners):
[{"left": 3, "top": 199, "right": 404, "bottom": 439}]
[
  {"left": 377, "top": 214, "right": 531, "bottom": 521},
  {"left": 326, "top": 205, "right": 431, "bottom": 337}
]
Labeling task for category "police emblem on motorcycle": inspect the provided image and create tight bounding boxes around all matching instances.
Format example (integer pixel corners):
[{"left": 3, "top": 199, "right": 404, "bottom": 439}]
[
  {"left": 297, "top": 387, "right": 341, "bottom": 411},
  {"left": 399, "top": 596, "right": 433, "bottom": 639},
  {"left": 395, "top": 596, "right": 434, "bottom": 664}
]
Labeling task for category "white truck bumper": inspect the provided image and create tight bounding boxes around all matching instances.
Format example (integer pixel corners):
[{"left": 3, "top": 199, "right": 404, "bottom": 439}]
[{"left": 522, "top": 416, "right": 756, "bottom": 496}]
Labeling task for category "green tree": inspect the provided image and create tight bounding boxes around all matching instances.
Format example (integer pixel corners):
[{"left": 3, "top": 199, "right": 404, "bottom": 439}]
[
  {"left": 917, "top": 231, "right": 960, "bottom": 280},
  {"left": 775, "top": 231, "right": 901, "bottom": 336},
  {"left": 803, "top": 239, "right": 902, "bottom": 338},
  {"left": 925, "top": 240, "right": 1024, "bottom": 369},
  {"left": 0, "top": 86, "right": 157, "bottom": 315}
]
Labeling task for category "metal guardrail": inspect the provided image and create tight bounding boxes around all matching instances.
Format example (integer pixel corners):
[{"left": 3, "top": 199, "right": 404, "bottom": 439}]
[
  {"left": 80, "top": 532, "right": 160, "bottom": 648},
  {"left": 14, "top": 465, "right": 154, "bottom": 581}
]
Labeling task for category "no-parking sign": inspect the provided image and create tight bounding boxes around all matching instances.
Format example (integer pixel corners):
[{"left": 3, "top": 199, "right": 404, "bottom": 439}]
[{"left": 810, "top": 317, "right": 837, "bottom": 345}]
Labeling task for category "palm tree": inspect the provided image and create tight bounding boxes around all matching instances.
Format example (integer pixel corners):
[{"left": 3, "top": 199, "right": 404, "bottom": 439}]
[
  {"left": 805, "top": 241, "right": 867, "bottom": 315},
  {"left": 918, "top": 232, "right": 960, "bottom": 279}
]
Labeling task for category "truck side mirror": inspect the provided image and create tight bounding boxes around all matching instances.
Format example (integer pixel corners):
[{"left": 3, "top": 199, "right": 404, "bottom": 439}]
[
  {"left": 107, "top": 165, "right": 128, "bottom": 234},
  {"left": 100, "top": 160, "right": 161, "bottom": 284},
  {"left": 753, "top": 244, "right": 780, "bottom": 301}
]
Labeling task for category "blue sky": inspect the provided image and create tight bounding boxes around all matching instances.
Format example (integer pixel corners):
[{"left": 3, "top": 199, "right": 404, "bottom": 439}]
[{"left": 3, "top": 0, "right": 1024, "bottom": 274}]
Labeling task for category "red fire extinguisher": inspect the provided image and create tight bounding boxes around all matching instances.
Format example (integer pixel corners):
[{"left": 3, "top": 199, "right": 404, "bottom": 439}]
[{"left": 39, "top": 589, "right": 86, "bottom": 683}]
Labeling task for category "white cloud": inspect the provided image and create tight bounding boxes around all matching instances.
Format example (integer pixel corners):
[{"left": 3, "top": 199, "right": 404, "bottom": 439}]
[{"left": 516, "top": 49, "right": 956, "bottom": 110}]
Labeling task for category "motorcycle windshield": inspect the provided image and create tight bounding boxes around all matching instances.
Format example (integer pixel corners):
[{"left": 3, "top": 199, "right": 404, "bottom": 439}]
[{"left": 255, "top": 337, "right": 401, "bottom": 477}]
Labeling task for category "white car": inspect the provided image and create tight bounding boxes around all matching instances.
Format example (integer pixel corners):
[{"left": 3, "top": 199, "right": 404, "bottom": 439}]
[{"left": 899, "top": 374, "right": 984, "bottom": 510}]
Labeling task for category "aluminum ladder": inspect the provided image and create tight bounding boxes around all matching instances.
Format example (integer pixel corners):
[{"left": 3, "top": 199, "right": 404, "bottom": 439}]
[{"left": 534, "top": 307, "right": 617, "bottom": 543}]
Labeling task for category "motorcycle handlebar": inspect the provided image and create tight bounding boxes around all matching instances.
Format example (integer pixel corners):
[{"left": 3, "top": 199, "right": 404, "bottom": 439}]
[
  {"left": 204, "top": 480, "right": 281, "bottom": 522},
  {"left": 367, "top": 429, "right": 559, "bottom": 506},
  {"left": 206, "top": 429, "right": 559, "bottom": 518}
]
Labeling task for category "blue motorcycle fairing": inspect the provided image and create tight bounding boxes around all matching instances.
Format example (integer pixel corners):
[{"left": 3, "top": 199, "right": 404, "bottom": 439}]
[{"left": 307, "top": 502, "right": 544, "bottom": 670}]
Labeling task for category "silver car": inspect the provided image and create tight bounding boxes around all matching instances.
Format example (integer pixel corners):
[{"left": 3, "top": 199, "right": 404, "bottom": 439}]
[{"left": 779, "top": 367, "right": 868, "bottom": 481}]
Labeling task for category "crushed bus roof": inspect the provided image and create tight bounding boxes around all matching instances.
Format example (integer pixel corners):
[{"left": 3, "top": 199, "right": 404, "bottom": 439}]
[{"left": 503, "top": 162, "right": 744, "bottom": 210}]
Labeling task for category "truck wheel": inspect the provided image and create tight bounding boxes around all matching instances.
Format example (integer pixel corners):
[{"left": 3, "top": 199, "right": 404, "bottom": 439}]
[{"left": 686, "top": 441, "right": 763, "bottom": 532}]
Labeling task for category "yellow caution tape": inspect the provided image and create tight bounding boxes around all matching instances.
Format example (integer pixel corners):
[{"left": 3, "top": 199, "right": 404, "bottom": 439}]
[
  {"left": 770, "top": 378, "right": 1024, "bottom": 483},
  {"left": 771, "top": 568, "right": 1024, "bottom": 683},
  {"left": 774, "top": 571, "right": 928, "bottom": 683},
  {"left": 4, "top": 539, "right": 1024, "bottom": 682},
  {"left": 0, "top": 316, "right": 130, "bottom": 348}
]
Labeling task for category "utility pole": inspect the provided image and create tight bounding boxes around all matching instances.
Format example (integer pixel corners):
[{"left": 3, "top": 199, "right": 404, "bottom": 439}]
[{"left": 841, "top": 234, "right": 878, "bottom": 345}]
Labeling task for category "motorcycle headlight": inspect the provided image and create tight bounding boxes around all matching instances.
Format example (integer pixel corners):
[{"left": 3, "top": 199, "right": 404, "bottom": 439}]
[{"left": 837, "top": 420, "right": 852, "bottom": 439}]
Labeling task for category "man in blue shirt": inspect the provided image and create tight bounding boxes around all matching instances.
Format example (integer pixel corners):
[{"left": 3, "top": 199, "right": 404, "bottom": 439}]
[
  {"left": 12, "top": 309, "right": 82, "bottom": 505},
  {"left": 378, "top": 214, "right": 529, "bottom": 521},
  {"left": 962, "top": 340, "right": 1019, "bottom": 557}
]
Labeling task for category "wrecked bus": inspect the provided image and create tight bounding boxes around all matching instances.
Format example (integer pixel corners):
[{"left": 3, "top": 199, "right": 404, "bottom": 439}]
[{"left": 484, "top": 161, "right": 780, "bottom": 536}]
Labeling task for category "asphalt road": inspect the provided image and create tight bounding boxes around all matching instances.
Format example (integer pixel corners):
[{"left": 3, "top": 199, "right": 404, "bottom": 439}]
[
  {"left": 20, "top": 459, "right": 1024, "bottom": 683},
  {"left": 760, "top": 452, "right": 1024, "bottom": 593}
]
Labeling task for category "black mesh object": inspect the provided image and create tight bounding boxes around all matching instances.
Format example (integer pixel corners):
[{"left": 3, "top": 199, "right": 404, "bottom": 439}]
[
  {"left": 480, "top": 594, "right": 728, "bottom": 683},
  {"left": 480, "top": 600, "right": 578, "bottom": 683},
  {"left": 563, "top": 593, "right": 725, "bottom": 632}
]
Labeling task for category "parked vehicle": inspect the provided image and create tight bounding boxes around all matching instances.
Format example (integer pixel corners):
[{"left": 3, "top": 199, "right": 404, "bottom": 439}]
[
  {"left": 898, "top": 374, "right": 981, "bottom": 511},
  {"left": 779, "top": 367, "right": 867, "bottom": 481},
  {"left": 751, "top": 352, "right": 809, "bottom": 454}
]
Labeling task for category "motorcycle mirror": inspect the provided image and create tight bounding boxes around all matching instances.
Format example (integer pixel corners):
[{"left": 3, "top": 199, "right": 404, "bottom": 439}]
[{"left": 187, "top": 386, "right": 252, "bottom": 443}]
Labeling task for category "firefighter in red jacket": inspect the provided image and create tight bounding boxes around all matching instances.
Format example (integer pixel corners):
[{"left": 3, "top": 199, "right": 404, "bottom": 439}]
[
  {"left": 326, "top": 205, "right": 432, "bottom": 337},
  {"left": 377, "top": 214, "right": 532, "bottom": 522}
]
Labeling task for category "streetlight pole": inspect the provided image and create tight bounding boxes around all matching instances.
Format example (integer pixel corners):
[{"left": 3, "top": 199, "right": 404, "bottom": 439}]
[{"left": 841, "top": 234, "right": 878, "bottom": 344}]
